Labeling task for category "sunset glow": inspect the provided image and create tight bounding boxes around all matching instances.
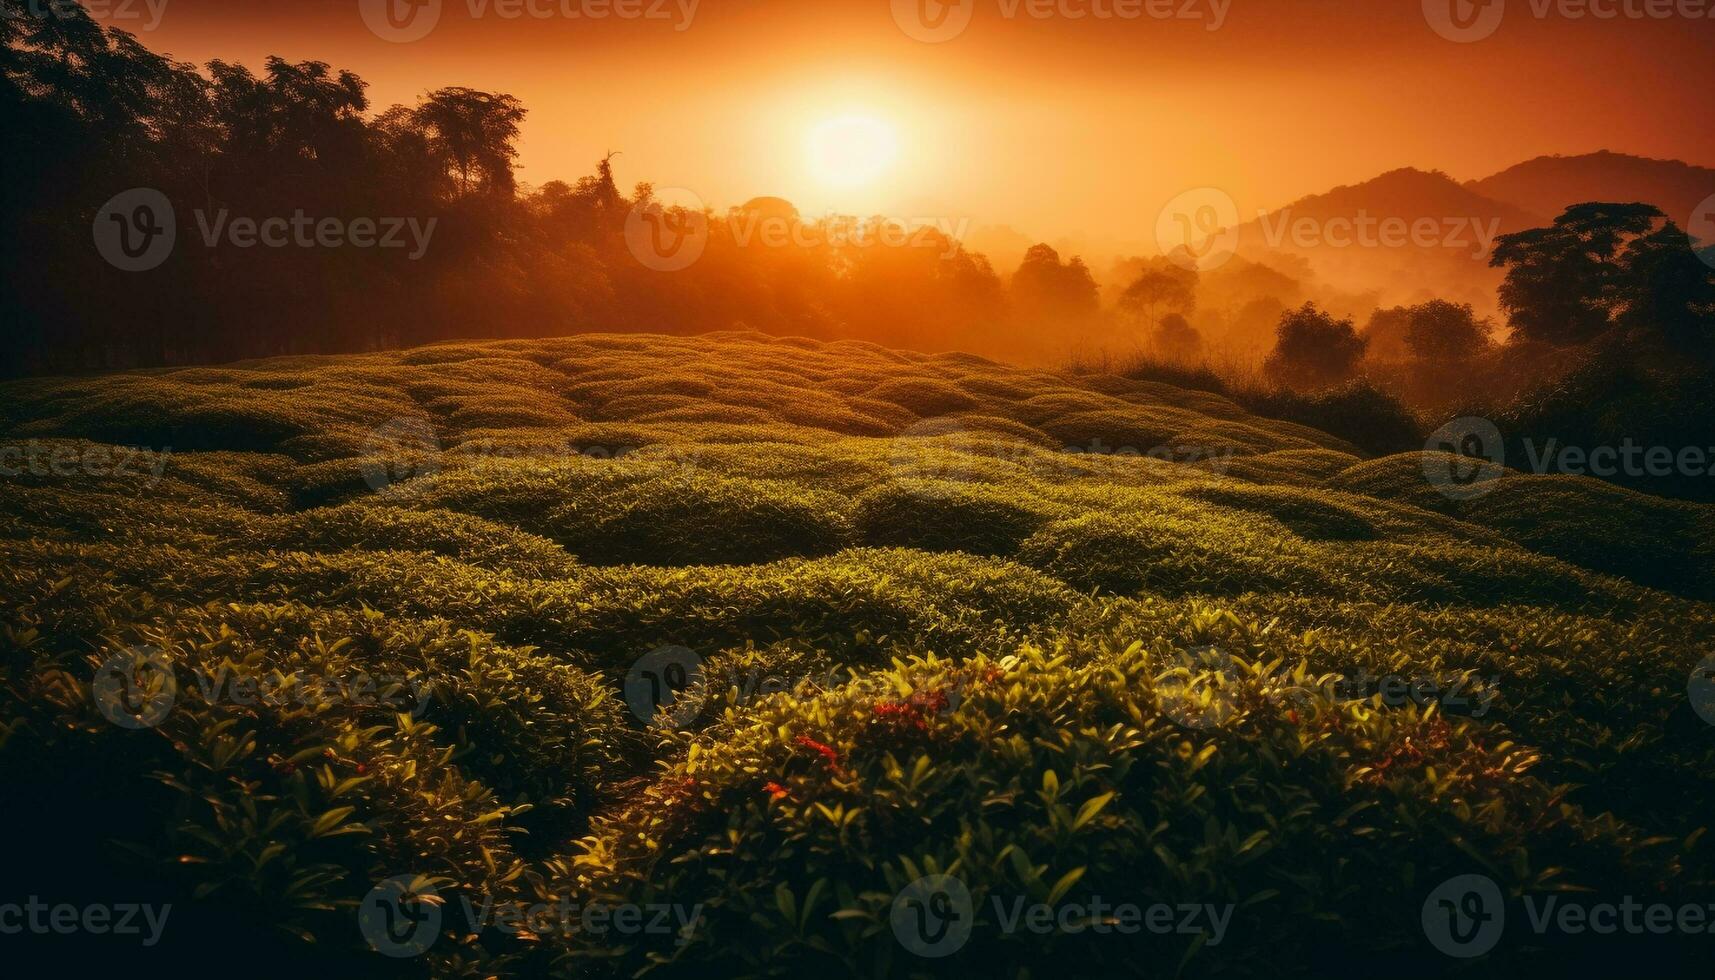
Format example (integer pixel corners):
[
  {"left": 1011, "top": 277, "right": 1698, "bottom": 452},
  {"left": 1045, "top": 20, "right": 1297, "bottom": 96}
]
[{"left": 806, "top": 114, "right": 901, "bottom": 191}]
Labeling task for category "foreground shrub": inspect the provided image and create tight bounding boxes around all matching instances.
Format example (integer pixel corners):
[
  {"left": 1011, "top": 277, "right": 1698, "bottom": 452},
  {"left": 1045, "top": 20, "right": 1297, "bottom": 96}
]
[{"left": 559, "top": 648, "right": 1674, "bottom": 978}]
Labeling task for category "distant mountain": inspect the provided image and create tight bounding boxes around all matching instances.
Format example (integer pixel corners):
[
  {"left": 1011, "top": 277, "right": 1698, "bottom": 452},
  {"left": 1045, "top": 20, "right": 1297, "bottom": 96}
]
[
  {"left": 1217, "top": 168, "right": 1541, "bottom": 314},
  {"left": 1467, "top": 150, "right": 1715, "bottom": 229}
]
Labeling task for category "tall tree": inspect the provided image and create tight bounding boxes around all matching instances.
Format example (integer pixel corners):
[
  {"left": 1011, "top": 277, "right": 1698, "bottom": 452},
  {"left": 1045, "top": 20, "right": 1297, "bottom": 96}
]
[{"left": 1489, "top": 202, "right": 1661, "bottom": 346}]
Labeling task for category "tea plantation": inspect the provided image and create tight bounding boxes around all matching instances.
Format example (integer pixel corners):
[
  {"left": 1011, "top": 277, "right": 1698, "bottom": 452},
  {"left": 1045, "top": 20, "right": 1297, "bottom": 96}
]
[{"left": 2, "top": 332, "right": 1712, "bottom": 977}]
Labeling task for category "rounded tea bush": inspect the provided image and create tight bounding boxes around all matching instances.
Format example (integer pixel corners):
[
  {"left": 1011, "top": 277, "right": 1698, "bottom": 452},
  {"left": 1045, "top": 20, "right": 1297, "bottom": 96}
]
[{"left": 850, "top": 481, "right": 1054, "bottom": 556}]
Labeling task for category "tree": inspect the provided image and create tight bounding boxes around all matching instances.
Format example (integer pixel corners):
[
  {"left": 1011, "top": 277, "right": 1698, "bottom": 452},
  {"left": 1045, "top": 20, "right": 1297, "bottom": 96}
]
[
  {"left": 1403, "top": 300, "right": 1493, "bottom": 363},
  {"left": 1263, "top": 303, "right": 1366, "bottom": 390},
  {"left": 1489, "top": 202, "right": 1661, "bottom": 346},
  {"left": 1151, "top": 313, "right": 1202, "bottom": 362},
  {"left": 1010, "top": 244, "right": 1099, "bottom": 327},
  {"left": 412, "top": 87, "right": 526, "bottom": 198},
  {"left": 1118, "top": 266, "right": 1195, "bottom": 333},
  {"left": 1361, "top": 306, "right": 1413, "bottom": 363},
  {"left": 1614, "top": 222, "right": 1715, "bottom": 348}
]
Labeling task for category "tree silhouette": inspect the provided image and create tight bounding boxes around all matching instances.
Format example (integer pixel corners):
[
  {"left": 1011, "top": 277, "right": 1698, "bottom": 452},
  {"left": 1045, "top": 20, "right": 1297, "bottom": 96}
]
[
  {"left": 1490, "top": 202, "right": 1660, "bottom": 346},
  {"left": 1614, "top": 223, "right": 1715, "bottom": 349},
  {"left": 413, "top": 88, "right": 527, "bottom": 198},
  {"left": 1118, "top": 266, "right": 1195, "bottom": 334},
  {"left": 1263, "top": 303, "right": 1366, "bottom": 390},
  {"left": 1403, "top": 299, "right": 1492, "bottom": 363},
  {"left": 1152, "top": 313, "right": 1202, "bottom": 362},
  {"left": 1011, "top": 244, "right": 1099, "bottom": 328}
]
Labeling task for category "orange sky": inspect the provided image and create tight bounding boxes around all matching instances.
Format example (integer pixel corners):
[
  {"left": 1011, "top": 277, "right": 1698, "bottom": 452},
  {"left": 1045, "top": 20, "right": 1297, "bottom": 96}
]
[{"left": 96, "top": 0, "right": 1715, "bottom": 254}]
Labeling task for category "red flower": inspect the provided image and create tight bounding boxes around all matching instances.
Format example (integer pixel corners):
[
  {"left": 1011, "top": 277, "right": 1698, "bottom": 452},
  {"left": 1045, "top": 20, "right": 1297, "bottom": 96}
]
[
  {"left": 794, "top": 734, "right": 841, "bottom": 769},
  {"left": 763, "top": 781, "right": 789, "bottom": 801}
]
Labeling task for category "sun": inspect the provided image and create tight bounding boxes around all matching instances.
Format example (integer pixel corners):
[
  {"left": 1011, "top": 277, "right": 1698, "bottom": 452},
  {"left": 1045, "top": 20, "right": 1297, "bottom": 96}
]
[{"left": 806, "top": 115, "right": 900, "bottom": 190}]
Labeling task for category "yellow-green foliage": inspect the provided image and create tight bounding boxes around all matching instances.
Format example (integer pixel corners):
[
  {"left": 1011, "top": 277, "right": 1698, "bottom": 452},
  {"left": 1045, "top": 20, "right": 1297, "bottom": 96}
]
[{"left": 2, "top": 332, "right": 1713, "bottom": 977}]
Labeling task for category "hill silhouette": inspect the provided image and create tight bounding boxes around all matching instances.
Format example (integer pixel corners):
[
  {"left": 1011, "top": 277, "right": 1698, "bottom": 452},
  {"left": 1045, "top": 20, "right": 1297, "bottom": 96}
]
[{"left": 1468, "top": 150, "right": 1715, "bottom": 229}]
